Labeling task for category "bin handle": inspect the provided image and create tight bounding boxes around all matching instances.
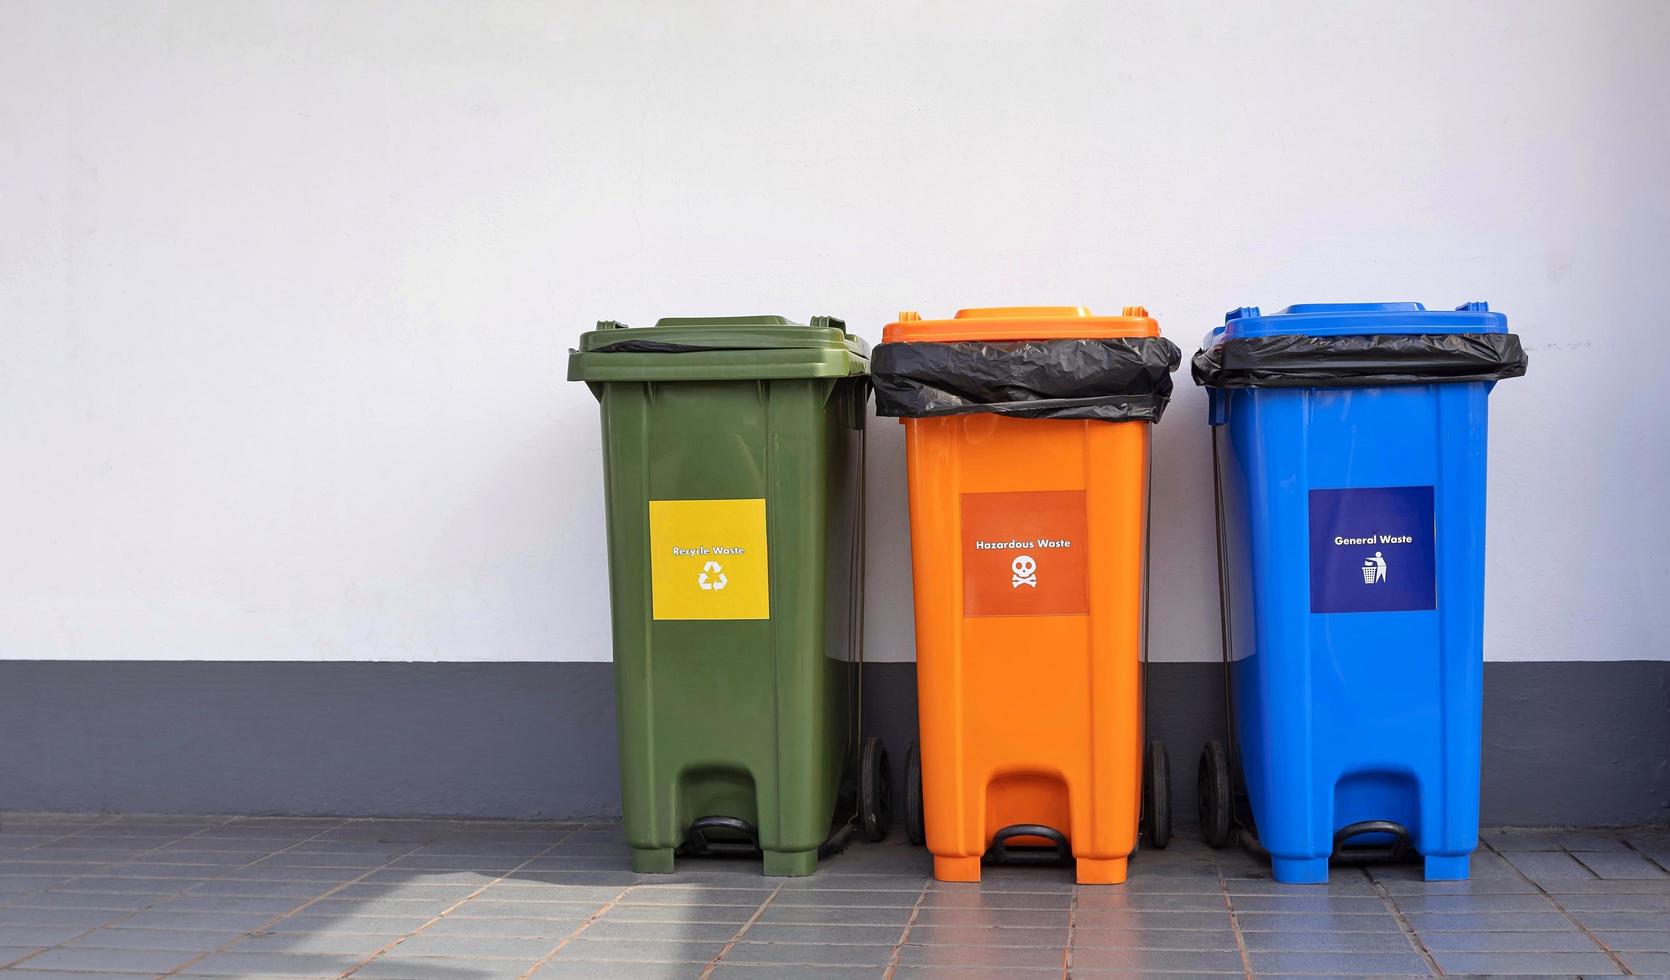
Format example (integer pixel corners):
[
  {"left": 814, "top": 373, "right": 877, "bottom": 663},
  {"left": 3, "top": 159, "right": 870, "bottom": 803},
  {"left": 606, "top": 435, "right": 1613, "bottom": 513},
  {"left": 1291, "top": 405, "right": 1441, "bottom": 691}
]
[
  {"left": 1207, "top": 387, "right": 1228, "bottom": 426},
  {"left": 1333, "top": 820, "right": 1413, "bottom": 862},
  {"left": 810, "top": 315, "right": 849, "bottom": 337},
  {"left": 683, "top": 816, "right": 760, "bottom": 857},
  {"left": 986, "top": 824, "right": 1072, "bottom": 866}
]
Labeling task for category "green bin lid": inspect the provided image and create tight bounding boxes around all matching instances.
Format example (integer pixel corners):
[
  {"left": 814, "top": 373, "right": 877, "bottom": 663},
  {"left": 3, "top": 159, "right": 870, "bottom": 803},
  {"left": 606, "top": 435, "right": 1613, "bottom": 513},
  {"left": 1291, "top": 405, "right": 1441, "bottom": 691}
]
[{"left": 568, "top": 315, "right": 869, "bottom": 383}]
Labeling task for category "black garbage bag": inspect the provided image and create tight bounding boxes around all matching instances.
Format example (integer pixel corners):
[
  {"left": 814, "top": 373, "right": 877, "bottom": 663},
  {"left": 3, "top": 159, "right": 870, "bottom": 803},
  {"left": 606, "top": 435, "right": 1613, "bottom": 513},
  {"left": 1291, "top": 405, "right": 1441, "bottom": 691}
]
[
  {"left": 1192, "top": 333, "right": 1527, "bottom": 389},
  {"left": 872, "top": 337, "right": 1183, "bottom": 422},
  {"left": 589, "top": 340, "right": 724, "bottom": 354}
]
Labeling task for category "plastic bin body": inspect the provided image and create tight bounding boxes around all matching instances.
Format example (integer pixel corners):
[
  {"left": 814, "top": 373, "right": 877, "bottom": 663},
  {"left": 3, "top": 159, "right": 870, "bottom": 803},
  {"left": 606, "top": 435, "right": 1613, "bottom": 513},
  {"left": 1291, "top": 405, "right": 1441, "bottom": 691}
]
[
  {"left": 892, "top": 306, "right": 1156, "bottom": 885},
  {"left": 569, "top": 316, "right": 869, "bottom": 877},
  {"left": 1209, "top": 302, "right": 1505, "bottom": 884}
]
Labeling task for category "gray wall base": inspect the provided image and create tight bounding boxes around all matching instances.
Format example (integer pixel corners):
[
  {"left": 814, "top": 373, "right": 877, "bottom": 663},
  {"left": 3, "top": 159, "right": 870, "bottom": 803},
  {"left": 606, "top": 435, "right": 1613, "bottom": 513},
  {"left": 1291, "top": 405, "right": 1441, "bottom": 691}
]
[{"left": 1, "top": 661, "right": 1665, "bottom": 827}]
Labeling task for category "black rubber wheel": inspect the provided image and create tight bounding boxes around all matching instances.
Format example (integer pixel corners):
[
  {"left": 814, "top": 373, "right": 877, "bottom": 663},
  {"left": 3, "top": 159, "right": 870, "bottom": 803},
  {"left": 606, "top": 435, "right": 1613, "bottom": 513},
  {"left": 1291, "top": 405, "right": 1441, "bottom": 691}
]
[
  {"left": 1143, "top": 740, "right": 1172, "bottom": 849},
  {"left": 859, "top": 737, "right": 891, "bottom": 843},
  {"left": 904, "top": 740, "right": 925, "bottom": 846},
  {"left": 1198, "top": 740, "right": 1233, "bottom": 849}
]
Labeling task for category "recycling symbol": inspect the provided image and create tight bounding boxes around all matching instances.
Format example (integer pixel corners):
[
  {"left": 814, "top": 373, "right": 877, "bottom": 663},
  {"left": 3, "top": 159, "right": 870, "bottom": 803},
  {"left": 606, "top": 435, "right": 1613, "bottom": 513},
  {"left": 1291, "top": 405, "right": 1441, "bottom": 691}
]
[{"left": 698, "top": 560, "right": 728, "bottom": 591}]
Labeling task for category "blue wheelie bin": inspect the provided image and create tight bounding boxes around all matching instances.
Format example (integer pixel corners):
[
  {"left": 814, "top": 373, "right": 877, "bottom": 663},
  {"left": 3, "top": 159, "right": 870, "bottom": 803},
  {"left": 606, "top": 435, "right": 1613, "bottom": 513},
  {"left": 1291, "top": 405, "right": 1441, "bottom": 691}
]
[{"left": 1192, "top": 302, "right": 1527, "bottom": 884}]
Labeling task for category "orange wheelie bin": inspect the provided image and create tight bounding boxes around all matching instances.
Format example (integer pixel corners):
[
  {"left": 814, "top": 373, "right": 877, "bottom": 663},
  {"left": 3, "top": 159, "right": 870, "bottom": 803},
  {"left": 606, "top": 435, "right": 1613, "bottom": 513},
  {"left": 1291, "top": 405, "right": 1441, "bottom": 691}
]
[{"left": 872, "top": 307, "right": 1182, "bottom": 884}]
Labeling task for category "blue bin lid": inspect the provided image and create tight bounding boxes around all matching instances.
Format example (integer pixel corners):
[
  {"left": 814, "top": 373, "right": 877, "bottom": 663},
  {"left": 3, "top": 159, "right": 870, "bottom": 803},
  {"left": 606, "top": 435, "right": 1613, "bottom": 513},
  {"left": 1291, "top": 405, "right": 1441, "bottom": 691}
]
[{"left": 1212, "top": 302, "right": 1507, "bottom": 343}]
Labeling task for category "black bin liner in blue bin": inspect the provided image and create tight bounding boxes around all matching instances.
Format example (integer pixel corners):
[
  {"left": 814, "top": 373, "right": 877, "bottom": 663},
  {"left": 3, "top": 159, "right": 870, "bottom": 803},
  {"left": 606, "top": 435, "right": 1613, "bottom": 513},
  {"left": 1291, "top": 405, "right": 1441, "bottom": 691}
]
[{"left": 1192, "top": 333, "right": 1528, "bottom": 389}]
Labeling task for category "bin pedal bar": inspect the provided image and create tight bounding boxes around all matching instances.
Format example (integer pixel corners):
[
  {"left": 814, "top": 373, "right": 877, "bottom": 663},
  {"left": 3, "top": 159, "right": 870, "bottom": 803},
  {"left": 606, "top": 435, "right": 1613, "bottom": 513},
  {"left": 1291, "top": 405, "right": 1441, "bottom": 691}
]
[
  {"left": 985, "top": 824, "right": 1072, "bottom": 867},
  {"left": 681, "top": 816, "right": 760, "bottom": 857},
  {"left": 1236, "top": 821, "right": 1414, "bottom": 865},
  {"left": 682, "top": 815, "right": 863, "bottom": 862},
  {"left": 817, "top": 819, "right": 857, "bottom": 860},
  {"left": 1333, "top": 820, "right": 1414, "bottom": 862}
]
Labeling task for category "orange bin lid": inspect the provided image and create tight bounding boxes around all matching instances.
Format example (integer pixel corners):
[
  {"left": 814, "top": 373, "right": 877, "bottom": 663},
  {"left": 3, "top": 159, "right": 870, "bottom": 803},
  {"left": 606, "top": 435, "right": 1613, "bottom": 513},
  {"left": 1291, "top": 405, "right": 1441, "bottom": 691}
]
[{"left": 882, "top": 306, "right": 1158, "bottom": 344}]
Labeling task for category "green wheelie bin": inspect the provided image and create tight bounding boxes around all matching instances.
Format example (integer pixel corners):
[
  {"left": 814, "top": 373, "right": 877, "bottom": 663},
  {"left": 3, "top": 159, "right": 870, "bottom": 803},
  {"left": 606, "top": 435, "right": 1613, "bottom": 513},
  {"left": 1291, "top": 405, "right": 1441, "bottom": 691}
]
[{"left": 568, "top": 315, "right": 889, "bottom": 877}]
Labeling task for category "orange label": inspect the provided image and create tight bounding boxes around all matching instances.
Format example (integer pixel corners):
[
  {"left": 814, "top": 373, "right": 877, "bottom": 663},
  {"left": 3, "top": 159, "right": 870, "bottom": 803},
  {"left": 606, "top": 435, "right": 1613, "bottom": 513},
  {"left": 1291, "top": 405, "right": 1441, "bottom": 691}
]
[{"left": 960, "top": 490, "right": 1089, "bottom": 617}]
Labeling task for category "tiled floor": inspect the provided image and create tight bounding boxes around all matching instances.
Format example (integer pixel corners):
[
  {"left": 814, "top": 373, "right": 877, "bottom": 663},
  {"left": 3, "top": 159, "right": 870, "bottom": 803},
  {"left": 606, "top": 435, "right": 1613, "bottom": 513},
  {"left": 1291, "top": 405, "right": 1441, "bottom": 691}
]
[{"left": 0, "top": 816, "right": 1667, "bottom": 978}]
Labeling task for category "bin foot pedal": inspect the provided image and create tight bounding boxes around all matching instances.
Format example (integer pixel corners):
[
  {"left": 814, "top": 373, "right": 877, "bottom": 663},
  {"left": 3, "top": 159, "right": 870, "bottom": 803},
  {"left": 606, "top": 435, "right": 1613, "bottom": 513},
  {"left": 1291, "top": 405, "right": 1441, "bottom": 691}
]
[
  {"left": 1424, "top": 853, "right": 1470, "bottom": 881},
  {"left": 817, "top": 819, "right": 857, "bottom": 860},
  {"left": 762, "top": 848, "right": 817, "bottom": 877},
  {"left": 1075, "top": 856, "right": 1127, "bottom": 885},
  {"left": 1270, "top": 856, "right": 1329, "bottom": 884},
  {"left": 933, "top": 855, "right": 981, "bottom": 882},
  {"left": 631, "top": 846, "right": 676, "bottom": 874}
]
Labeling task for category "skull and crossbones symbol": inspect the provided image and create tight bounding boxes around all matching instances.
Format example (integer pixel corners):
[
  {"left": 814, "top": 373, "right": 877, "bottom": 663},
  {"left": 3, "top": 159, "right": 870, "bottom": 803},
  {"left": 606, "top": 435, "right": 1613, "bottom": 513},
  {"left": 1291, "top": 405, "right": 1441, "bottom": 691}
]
[{"left": 1010, "top": 554, "right": 1038, "bottom": 589}]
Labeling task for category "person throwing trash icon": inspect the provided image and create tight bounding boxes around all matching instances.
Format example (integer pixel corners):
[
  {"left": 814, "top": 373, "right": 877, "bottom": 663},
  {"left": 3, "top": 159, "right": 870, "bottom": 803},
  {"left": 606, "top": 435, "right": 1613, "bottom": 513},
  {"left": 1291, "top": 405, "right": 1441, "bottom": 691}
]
[{"left": 1362, "top": 551, "right": 1387, "bottom": 584}]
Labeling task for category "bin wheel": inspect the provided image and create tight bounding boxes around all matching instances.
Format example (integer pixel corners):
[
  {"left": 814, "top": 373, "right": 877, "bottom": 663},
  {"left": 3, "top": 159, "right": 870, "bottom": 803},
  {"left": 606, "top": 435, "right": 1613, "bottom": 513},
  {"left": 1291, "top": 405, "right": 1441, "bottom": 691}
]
[
  {"left": 859, "top": 737, "right": 891, "bottom": 843},
  {"left": 904, "top": 740, "right": 926, "bottom": 846},
  {"left": 1143, "top": 740, "right": 1172, "bottom": 849},
  {"left": 1198, "top": 740, "right": 1233, "bottom": 849}
]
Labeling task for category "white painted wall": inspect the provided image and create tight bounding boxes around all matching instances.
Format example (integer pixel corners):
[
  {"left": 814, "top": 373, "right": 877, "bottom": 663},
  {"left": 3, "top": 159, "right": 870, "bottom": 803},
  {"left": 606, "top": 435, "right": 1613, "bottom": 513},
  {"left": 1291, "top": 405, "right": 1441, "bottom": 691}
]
[{"left": 2, "top": 0, "right": 1666, "bottom": 663}]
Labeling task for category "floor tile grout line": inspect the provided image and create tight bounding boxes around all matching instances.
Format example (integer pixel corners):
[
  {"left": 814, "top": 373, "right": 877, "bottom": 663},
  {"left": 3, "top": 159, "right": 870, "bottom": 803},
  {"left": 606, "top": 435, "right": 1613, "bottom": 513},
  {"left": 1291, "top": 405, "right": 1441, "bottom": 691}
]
[
  {"left": 698, "top": 880, "right": 784, "bottom": 979},
  {"left": 1216, "top": 865, "right": 1254, "bottom": 980},
  {"left": 6, "top": 812, "right": 125, "bottom": 850},
  {"left": 516, "top": 880, "right": 640, "bottom": 979},
  {"left": 335, "top": 827, "right": 583, "bottom": 978},
  {"left": 1569, "top": 850, "right": 1619, "bottom": 880},
  {"left": 4, "top": 815, "right": 227, "bottom": 906},
  {"left": 147, "top": 821, "right": 434, "bottom": 978},
  {"left": 0, "top": 813, "right": 130, "bottom": 914},
  {"left": 880, "top": 878, "right": 932, "bottom": 980},
  {"left": 0, "top": 815, "right": 317, "bottom": 971},
  {"left": 1060, "top": 882, "right": 1077, "bottom": 980},
  {"left": 1367, "top": 866, "right": 1442, "bottom": 975},
  {"left": 1489, "top": 838, "right": 1635, "bottom": 976},
  {"left": 1619, "top": 837, "right": 1670, "bottom": 876}
]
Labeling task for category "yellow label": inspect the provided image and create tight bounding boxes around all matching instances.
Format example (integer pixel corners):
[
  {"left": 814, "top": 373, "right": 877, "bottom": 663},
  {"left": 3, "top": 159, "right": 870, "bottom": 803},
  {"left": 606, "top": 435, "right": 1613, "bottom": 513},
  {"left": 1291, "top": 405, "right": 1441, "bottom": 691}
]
[{"left": 648, "top": 498, "right": 770, "bottom": 620}]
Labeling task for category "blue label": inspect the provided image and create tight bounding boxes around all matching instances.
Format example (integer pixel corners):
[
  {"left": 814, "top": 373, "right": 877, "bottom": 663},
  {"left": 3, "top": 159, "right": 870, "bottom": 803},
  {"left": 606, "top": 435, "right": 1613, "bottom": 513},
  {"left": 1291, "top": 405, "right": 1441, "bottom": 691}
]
[{"left": 1309, "top": 486, "right": 1436, "bottom": 614}]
